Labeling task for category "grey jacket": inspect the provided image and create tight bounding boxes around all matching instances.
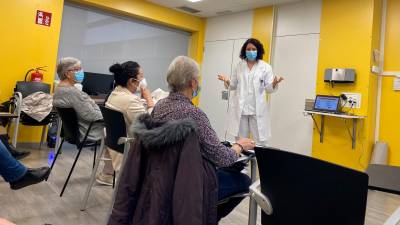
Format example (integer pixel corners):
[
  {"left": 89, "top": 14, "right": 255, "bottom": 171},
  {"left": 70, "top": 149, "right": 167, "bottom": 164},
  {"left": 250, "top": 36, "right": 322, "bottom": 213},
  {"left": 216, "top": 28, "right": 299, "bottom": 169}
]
[
  {"left": 21, "top": 92, "right": 53, "bottom": 122},
  {"left": 108, "top": 114, "right": 218, "bottom": 225},
  {"left": 53, "top": 85, "right": 103, "bottom": 141}
]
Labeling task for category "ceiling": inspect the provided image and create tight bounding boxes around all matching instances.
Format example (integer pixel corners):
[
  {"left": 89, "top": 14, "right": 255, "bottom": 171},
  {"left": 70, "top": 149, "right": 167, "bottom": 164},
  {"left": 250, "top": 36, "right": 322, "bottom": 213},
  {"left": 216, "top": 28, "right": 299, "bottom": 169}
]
[{"left": 147, "top": 0, "right": 302, "bottom": 17}]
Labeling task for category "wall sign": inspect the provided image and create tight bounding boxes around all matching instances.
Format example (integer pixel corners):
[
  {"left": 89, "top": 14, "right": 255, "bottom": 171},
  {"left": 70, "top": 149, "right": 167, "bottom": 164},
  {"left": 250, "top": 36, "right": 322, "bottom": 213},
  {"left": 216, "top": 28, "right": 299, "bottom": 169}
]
[{"left": 35, "top": 10, "right": 52, "bottom": 27}]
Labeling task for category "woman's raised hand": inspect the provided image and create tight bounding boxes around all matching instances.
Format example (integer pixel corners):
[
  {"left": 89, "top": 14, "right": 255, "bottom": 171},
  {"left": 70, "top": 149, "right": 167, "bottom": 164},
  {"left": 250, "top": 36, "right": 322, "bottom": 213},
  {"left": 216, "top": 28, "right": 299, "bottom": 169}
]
[{"left": 217, "top": 74, "right": 228, "bottom": 82}]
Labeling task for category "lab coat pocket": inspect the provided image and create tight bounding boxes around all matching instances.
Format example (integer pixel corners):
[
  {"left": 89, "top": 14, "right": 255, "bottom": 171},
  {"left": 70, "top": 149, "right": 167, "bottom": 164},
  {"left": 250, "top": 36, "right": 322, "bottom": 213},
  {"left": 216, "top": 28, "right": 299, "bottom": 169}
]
[{"left": 257, "top": 80, "right": 266, "bottom": 95}]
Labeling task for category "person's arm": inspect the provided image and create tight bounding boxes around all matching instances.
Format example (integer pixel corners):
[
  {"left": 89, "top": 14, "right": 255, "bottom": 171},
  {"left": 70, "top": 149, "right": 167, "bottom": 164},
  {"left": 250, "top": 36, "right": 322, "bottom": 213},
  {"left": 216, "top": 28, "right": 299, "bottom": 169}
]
[
  {"left": 125, "top": 97, "right": 147, "bottom": 124},
  {"left": 0, "top": 218, "right": 16, "bottom": 225},
  {"left": 140, "top": 87, "right": 155, "bottom": 112},
  {"left": 229, "top": 66, "right": 239, "bottom": 90},
  {"left": 218, "top": 65, "right": 239, "bottom": 91},
  {"left": 192, "top": 109, "right": 239, "bottom": 167},
  {"left": 70, "top": 89, "right": 103, "bottom": 122},
  {"left": 264, "top": 64, "right": 283, "bottom": 93}
]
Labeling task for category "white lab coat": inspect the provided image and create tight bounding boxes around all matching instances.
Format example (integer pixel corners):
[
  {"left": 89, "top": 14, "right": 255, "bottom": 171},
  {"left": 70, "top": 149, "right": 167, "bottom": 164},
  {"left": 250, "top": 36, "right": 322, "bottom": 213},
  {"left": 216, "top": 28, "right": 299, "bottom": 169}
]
[{"left": 226, "top": 59, "right": 278, "bottom": 142}]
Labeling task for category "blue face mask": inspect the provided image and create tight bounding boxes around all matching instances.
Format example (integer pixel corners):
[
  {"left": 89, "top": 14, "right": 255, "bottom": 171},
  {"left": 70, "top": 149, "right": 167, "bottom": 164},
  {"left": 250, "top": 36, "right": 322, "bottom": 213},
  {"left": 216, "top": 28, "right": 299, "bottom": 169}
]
[
  {"left": 74, "top": 70, "right": 85, "bottom": 83},
  {"left": 192, "top": 80, "right": 201, "bottom": 98},
  {"left": 192, "top": 86, "right": 201, "bottom": 98},
  {"left": 246, "top": 50, "right": 257, "bottom": 61}
]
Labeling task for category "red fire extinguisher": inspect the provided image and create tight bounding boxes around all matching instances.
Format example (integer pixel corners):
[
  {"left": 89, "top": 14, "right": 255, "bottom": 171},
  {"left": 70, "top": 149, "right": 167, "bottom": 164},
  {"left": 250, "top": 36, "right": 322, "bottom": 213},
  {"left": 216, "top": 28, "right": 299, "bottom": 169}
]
[{"left": 24, "top": 66, "right": 47, "bottom": 82}]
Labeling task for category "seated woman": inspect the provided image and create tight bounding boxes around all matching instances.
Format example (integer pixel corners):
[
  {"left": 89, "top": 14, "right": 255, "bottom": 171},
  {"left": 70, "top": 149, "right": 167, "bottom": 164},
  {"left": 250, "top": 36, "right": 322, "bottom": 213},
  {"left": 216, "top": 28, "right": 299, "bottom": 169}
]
[
  {"left": 53, "top": 57, "right": 114, "bottom": 185},
  {"left": 152, "top": 56, "right": 255, "bottom": 220},
  {"left": 105, "top": 61, "right": 154, "bottom": 171}
]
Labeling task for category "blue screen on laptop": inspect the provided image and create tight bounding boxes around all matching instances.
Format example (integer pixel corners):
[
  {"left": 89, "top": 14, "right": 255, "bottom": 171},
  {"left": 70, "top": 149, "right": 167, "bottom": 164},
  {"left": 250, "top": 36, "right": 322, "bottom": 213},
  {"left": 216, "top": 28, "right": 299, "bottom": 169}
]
[{"left": 314, "top": 96, "right": 339, "bottom": 111}]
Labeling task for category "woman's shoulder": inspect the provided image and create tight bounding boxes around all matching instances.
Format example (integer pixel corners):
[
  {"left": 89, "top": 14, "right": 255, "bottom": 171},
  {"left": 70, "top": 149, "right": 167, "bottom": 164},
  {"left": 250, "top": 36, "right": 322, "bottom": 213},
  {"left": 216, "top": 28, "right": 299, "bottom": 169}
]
[
  {"left": 257, "top": 60, "right": 272, "bottom": 69},
  {"left": 54, "top": 85, "right": 79, "bottom": 97},
  {"left": 236, "top": 59, "right": 246, "bottom": 66},
  {"left": 109, "top": 88, "right": 141, "bottom": 105}
]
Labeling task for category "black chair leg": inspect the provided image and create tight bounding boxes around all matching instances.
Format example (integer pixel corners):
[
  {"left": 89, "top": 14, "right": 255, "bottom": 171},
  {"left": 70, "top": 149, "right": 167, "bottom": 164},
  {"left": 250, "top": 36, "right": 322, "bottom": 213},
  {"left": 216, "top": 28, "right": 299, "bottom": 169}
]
[
  {"left": 60, "top": 144, "right": 84, "bottom": 197},
  {"left": 46, "top": 138, "right": 64, "bottom": 181},
  {"left": 93, "top": 145, "right": 97, "bottom": 169},
  {"left": 113, "top": 171, "right": 116, "bottom": 189}
]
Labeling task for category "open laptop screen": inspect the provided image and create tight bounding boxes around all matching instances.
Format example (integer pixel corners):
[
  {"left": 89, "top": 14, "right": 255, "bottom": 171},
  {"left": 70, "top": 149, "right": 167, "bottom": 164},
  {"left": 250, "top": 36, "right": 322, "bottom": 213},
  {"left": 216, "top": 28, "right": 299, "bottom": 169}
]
[{"left": 313, "top": 95, "right": 340, "bottom": 112}]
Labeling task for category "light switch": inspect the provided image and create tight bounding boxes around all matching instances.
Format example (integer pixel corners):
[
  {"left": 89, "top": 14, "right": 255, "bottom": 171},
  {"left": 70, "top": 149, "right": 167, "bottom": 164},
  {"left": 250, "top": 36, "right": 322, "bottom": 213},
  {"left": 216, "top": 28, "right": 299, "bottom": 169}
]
[
  {"left": 393, "top": 76, "right": 400, "bottom": 91},
  {"left": 222, "top": 90, "right": 229, "bottom": 100}
]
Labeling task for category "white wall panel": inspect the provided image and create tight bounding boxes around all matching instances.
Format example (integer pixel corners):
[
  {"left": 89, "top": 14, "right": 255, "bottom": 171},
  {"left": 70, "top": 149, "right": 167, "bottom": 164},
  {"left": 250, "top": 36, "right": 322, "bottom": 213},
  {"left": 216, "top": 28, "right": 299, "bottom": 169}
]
[
  {"left": 205, "top": 10, "right": 253, "bottom": 41},
  {"left": 57, "top": 4, "right": 190, "bottom": 91},
  {"left": 275, "top": 0, "right": 322, "bottom": 36},
  {"left": 200, "top": 10, "right": 252, "bottom": 140},
  {"left": 270, "top": 34, "right": 319, "bottom": 155},
  {"left": 269, "top": 0, "right": 321, "bottom": 155},
  {"left": 200, "top": 40, "right": 235, "bottom": 139}
]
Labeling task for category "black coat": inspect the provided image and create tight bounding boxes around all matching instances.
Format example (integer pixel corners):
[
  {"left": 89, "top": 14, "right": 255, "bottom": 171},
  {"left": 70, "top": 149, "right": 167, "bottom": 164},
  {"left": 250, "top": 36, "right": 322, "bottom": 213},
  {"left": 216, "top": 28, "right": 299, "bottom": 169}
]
[{"left": 108, "top": 114, "right": 218, "bottom": 225}]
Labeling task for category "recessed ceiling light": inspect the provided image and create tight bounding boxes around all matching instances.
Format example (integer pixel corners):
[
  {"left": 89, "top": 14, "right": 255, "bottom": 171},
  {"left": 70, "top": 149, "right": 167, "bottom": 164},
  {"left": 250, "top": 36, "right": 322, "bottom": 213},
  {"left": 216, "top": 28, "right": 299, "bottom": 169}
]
[{"left": 187, "top": 0, "right": 202, "bottom": 2}]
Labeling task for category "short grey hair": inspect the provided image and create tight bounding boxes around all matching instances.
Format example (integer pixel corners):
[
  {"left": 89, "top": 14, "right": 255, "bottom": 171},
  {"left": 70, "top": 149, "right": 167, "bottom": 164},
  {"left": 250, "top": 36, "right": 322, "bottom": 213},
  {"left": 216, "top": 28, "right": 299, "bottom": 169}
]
[
  {"left": 57, "top": 57, "right": 81, "bottom": 80},
  {"left": 166, "top": 56, "right": 200, "bottom": 92}
]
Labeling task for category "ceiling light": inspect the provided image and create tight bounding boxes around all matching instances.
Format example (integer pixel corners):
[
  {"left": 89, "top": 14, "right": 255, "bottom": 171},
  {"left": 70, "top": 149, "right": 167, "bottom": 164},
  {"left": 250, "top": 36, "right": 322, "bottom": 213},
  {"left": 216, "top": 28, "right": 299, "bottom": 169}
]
[{"left": 187, "top": 0, "right": 202, "bottom": 2}]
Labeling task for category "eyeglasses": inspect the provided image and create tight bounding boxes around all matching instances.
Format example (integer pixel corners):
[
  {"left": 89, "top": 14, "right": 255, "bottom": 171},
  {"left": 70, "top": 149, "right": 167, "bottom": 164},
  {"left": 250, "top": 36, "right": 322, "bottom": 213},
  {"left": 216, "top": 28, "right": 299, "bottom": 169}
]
[{"left": 68, "top": 67, "right": 82, "bottom": 72}]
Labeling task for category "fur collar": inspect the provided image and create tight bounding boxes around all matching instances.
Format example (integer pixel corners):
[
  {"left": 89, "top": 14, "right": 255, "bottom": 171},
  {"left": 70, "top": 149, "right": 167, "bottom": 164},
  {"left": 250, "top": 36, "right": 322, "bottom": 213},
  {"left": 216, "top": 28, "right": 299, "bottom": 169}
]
[{"left": 130, "top": 114, "right": 197, "bottom": 149}]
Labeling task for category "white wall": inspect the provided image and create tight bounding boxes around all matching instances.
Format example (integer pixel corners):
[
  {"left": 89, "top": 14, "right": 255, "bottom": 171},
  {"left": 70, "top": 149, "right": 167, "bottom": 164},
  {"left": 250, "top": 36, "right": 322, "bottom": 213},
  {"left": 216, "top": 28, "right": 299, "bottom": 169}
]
[
  {"left": 57, "top": 4, "right": 190, "bottom": 91},
  {"left": 205, "top": 10, "right": 253, "bottom": 41},
  {"left": 275, "top": 0, "right": 322, "bottom": 36},
  {"left": 269, "top": 0, "right": 322, "bottom": 155},
  {"left": 200, "top": 1, "right": 322, "bottom": 151},
  {"left": 200, "top": 11, "right": 253, "bottom": 140}
]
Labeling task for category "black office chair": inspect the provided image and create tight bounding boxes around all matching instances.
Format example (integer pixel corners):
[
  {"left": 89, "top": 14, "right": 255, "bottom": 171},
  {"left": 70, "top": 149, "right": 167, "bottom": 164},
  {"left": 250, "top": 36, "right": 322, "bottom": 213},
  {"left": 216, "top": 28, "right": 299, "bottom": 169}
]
[
  {"left": 250, "top": 147, "right": 369, "bottom": 225},
  {"left": 80, "top": 106, "right": 130, "bottom": 211},
  {"left": 15, "top": 81, "right": 51, "bottom": 98},
  {"left": 47, "top": 107, "right": 103, "bottom": 197},
  {"left": 218, "top": 141, "right": 258, "bottom": 224},
  {"left": 11, "top": 81, "right": 56, "bottom": 148}
]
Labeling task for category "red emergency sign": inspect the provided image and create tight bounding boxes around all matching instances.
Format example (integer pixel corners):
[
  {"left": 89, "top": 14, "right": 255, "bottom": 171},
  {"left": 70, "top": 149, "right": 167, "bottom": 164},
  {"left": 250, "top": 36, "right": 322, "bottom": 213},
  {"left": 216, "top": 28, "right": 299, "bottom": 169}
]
[{"left": 35, "top": 10, "right": 52, "bottom": 27}]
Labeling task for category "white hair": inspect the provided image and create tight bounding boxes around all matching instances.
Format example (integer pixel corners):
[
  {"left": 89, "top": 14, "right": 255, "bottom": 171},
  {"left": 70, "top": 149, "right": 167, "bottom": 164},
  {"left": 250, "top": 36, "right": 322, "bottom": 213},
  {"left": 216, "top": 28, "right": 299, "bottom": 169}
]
[
  {"left": 57, "top": 57, "right": 81, "bottom": 80},
  {"left": 166, "top": 56, "right": 199, "bottom": 92}
]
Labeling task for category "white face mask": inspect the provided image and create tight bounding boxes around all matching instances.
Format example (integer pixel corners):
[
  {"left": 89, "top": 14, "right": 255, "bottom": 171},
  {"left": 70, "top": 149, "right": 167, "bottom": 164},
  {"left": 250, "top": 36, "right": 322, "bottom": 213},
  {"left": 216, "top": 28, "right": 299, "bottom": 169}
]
[
  {"left": 139, "top": 78, "right": 147, "bottom": 89},
  {"left": 133, "top": 78, "right": 147, "bottom": 96}
]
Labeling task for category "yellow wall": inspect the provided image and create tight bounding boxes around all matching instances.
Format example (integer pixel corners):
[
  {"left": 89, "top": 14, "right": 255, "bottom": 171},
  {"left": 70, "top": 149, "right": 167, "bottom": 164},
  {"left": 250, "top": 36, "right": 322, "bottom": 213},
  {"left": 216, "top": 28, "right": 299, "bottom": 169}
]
[
  {"left": 379, "top": 0, "right": 400, "bottom": 165},
  {"left": 0, "top": 0, "right": 64, "bottom": 142},
  {"left": 252, "top": 7, "right": 274, "bottom": 63},
  {"left": 312, "top": 0, "right": 381, "bottom": 171},
  {"left": 1, "top": 0, "right": 205, "bottom": 142}
]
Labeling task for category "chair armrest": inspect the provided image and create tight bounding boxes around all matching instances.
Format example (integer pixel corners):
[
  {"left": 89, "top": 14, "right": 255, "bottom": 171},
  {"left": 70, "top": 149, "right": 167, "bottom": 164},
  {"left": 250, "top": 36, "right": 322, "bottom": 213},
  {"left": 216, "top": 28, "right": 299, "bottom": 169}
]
[
  {"left": 13, "top": 92, "right": 23, "bottom": 115},
  {"left": 118, "top": 137, "right": 135, "bottom": 145},
  {"left": 87, "top": 119, "right": 104, "bottom": 129},
  {"left": 92, "top": 119, "right": 104, "bottom": 124},
  {"left": 249, "top": 180, "right": 273, "bottom": 215},
  {"left": 384, "top": 206, "right": 400, "bottom": 225}
]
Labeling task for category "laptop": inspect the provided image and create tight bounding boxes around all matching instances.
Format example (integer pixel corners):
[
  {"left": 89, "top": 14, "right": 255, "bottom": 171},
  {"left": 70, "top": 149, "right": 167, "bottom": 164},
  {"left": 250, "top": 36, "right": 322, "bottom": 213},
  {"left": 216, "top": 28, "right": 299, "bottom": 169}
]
[
  {"left": 82, "top": 72, "right": 114, "bottom": 96},
  {"left": 313, "top": 95, "right": 341, "bottom": 114}
]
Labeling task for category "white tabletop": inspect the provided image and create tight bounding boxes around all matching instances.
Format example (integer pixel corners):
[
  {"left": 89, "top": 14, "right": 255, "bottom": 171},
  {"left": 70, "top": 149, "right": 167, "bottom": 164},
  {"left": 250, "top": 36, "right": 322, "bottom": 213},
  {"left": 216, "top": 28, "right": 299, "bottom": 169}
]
[{"left": 303, "top": 110, "right": 366, "bottom": 119}]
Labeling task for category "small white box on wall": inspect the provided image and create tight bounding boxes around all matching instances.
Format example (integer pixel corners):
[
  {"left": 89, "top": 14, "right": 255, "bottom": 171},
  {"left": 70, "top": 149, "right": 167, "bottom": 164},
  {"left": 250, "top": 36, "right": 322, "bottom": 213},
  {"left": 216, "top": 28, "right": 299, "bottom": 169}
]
[{"left": 393, "top": 76, "right": 400, "bottom": 91}]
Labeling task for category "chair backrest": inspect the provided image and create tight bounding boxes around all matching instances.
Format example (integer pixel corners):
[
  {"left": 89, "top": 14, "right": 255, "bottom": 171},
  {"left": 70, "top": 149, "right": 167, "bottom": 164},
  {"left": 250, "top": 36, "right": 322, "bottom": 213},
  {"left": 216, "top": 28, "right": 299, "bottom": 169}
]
[
  {"left": 255, "top": 147, "right": 369, "bottom": 225},
  {"left": 100, "top": 106, "right": 127, "bottom": 154},
  {"left": 56, "top": 107, "right": 80, "bottom": 145},
  {"left": 15, "top": 82, "right": 50, "bottom": 98}
]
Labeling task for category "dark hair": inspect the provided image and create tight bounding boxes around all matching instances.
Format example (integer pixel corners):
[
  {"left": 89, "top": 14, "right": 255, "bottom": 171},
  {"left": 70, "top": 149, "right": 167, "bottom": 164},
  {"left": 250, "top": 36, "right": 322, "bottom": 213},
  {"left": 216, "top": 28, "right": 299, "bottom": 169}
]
[
  {"left": 109, "top": 61, "right": 140, "bottom": 87},
  {"left": 239, "top": 38, "right": 265, "bottom": 61}
]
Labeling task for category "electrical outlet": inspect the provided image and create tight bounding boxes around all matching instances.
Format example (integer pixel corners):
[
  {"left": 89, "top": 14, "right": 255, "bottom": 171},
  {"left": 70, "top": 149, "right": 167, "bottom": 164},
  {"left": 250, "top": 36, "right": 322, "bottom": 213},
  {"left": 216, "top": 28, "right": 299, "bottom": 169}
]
[{"left": 342, "top": 92, "right": 361, "bottom": 109}]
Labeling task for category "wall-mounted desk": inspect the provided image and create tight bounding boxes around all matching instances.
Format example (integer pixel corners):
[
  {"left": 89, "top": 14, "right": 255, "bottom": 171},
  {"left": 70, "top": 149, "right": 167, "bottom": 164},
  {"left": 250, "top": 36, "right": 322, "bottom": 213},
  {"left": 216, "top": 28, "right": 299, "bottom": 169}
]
[{"left": 303, "top": 110, "right": 366, "bottom": 149}]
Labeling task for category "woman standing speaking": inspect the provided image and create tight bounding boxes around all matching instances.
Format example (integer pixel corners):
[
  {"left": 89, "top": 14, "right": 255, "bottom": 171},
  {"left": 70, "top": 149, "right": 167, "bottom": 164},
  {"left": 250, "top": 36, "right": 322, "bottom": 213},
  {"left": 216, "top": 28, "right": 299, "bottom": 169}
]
[{"left": 218, "top": 38, "right": 283, "bottom": 146}]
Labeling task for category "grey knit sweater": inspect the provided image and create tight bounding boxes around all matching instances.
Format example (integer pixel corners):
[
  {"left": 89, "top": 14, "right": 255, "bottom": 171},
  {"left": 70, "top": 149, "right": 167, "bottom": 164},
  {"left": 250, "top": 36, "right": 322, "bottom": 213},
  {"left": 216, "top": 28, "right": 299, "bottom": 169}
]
[{"left": 53, "top": 85, "right": 103, "bottom": 141}]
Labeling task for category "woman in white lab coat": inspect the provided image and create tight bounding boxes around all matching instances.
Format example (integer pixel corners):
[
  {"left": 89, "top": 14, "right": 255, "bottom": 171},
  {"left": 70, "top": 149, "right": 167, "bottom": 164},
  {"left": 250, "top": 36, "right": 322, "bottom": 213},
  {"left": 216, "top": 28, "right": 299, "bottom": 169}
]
[{"left": 218, "top": 38, "right": 283, "bottom": 146}]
